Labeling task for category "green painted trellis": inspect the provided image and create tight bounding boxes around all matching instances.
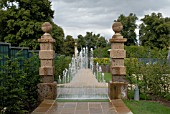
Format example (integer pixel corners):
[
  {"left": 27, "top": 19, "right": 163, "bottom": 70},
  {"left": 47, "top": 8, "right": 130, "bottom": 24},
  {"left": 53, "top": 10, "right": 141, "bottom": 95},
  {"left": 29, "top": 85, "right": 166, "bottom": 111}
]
[{"left": 0, "top": 42, "right": 39, "bottom": 71}]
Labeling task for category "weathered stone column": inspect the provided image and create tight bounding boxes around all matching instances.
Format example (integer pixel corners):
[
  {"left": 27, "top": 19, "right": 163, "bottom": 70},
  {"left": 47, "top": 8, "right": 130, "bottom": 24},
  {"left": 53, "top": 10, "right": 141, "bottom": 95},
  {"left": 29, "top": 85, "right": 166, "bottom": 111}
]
[
  {"left": 108, "top": 22, "right": 128, "bottom": 99},
  {"left": 74, "top": 42, "right": 78, "bottom": 58},
  {"left": 37, "top": 22, "right": 57, "bottom": 101},
  {"left": 168, "top": 47, "right": 170, "bottom": 66}
]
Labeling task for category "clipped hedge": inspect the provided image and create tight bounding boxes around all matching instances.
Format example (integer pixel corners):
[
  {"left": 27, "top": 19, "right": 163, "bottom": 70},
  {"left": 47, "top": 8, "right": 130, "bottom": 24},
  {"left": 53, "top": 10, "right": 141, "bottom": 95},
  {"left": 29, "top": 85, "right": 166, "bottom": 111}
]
[
  {"left": 125, "top": 46, "right": 168, "bottom": 58},
  {"left": 93, "top": 46, "right": 168, "bottom": 59}
]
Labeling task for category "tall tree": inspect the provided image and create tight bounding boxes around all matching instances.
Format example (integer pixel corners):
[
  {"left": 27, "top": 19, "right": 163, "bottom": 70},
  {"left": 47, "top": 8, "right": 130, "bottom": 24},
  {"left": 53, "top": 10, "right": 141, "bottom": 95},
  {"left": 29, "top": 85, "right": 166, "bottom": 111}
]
[
  {"left": 139, "top": 13, "right": 170, "bottom": 49},
  {"left": 96, "top": 36, "right": 107, "bottom": 48},
  {"left": 116, "top": 13, "right": 138, "bottom": 46},
  {"left": 77, "top": 34, "right": 86, "bottom": 49},
  {"left": 51, "top": 23, "right": 65, "bottom": 54},
  {"left": 77, "top": 32, "right": 107, "bottom": 50},
  {"left": 0, "top": 0, "right": 64, "bottom": 50},
  {"left": 63, "top": 35, "right": 75, "bottom": 56}
]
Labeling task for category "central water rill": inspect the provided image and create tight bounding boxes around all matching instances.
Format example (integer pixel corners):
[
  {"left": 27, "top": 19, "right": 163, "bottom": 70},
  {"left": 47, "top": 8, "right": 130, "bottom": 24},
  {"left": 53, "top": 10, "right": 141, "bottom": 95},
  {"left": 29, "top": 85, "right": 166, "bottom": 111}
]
[{"left": 57, "top": 47, "right": 108, "bottom": 100}]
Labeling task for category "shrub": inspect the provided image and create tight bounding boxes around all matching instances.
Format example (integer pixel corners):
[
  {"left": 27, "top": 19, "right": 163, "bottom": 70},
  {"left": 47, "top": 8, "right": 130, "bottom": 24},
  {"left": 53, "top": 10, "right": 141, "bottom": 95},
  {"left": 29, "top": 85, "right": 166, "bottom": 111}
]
[
  {"left": 0, "top": 53, "right": 40, "bottom": 113},
  {"left": 22, "top": 53, "right": 40, "bottom": 112},
  {"left": 94, "top": 46, "right": 168, "bottom": 59},
  {"left": 125, "top": 46, "right": 168, "bottom": 58},
  {"left": 54, "top": 55, "right": 71, "bottom": 81},
  {"left": 124, "top": 46, "right": 169, "bottom": 99},
  {"left": 94, "top": 47, "right": 110, "bottom": 58},
  {"left": 125, "top": 58, "right": 170, "bottom": 100}
]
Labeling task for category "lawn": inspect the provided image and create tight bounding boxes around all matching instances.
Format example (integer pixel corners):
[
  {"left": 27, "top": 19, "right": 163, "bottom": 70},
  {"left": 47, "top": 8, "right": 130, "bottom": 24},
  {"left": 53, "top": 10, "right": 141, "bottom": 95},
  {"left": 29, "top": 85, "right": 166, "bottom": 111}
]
[
  {"left": 124, "top": 100, "right": 170, "bottom": 114},
  {"left": 96, "top": 72, "right": 112, "bottom": 82},
  {"left": 104, "top": 72, "right": 112, "bottom": 82}
]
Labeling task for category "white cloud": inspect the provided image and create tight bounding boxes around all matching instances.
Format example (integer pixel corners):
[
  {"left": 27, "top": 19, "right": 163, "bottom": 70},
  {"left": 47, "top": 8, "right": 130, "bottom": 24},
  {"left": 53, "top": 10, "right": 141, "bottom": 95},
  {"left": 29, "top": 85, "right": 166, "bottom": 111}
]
[{"left": 50, "top": 0, "right": 170, "bottom": 39}]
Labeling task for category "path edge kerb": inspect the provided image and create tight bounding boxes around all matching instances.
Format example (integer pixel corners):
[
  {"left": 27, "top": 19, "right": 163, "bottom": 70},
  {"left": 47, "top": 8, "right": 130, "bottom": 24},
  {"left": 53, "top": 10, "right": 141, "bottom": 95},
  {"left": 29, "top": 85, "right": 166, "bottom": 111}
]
[{"left": 111, "top": 99, "right": 133, "bottom": 114}]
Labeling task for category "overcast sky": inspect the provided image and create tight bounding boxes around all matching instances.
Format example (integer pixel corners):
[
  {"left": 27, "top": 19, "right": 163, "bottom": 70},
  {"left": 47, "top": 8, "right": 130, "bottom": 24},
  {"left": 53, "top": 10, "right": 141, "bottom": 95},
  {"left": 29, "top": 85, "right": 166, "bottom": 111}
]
[{"left": 50, "top": 0, "right": 170, "bottom": 39}]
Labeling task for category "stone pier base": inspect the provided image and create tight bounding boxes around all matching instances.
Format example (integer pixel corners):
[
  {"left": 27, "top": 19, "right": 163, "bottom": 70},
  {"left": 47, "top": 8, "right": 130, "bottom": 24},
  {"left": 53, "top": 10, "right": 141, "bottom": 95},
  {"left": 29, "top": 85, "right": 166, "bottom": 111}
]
[
  {"left": 108, "top": 82, "right": 128, "bottom": 100},
  {"left": 38, "top": 82, "right": 57, "bottom": 101}
]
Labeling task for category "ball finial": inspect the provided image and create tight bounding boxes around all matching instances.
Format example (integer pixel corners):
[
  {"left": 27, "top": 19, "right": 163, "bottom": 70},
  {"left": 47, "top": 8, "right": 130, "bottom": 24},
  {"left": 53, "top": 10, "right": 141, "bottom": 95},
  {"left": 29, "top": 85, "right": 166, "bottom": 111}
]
[
  {"left": 41, "top": 22, "right": 52, "bottom": 33},
  {"left": 112, "top": 22, "right": 123, "bottom": 33}
]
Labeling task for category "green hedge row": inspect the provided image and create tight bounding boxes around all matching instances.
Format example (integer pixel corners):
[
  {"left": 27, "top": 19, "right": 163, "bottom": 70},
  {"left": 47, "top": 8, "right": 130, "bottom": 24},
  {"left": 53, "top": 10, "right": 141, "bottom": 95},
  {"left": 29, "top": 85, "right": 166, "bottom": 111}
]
[
  {"left": 93, "top": 46, "right": 168, "bottom": 59},
  {"left": 125, "top": 46, "right": 168, "bottom": 58}
]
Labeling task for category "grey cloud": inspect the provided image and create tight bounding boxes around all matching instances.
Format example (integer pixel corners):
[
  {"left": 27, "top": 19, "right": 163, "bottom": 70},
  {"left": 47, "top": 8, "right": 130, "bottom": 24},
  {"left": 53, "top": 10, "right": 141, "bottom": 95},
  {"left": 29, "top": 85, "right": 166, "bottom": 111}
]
[{"left": 50, "top": 0, "right": 170, "bottom": 38}]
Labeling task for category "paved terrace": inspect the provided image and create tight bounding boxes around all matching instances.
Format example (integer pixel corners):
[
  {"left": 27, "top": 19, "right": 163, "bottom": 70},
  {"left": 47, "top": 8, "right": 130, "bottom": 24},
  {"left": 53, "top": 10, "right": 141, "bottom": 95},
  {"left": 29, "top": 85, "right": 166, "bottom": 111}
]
[{"left": 32, "top": 99, "right": 132, "bottom": 114}]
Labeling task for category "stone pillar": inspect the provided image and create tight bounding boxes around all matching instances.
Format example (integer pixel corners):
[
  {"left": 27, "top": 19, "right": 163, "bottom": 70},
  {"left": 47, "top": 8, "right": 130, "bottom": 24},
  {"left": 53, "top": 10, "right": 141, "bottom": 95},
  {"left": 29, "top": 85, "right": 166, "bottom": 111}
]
[
  {"left": 167, "top": 47, "right": 170, "bottom": 66},
  {"left": 37, "top": 22, "right": 57, "bottom": 101},
  {"left": 108, "top": 22, "right": 128, "bottom": 99},
  {"left": 74, "top": 42, "right": 78, "bottom": 58}
]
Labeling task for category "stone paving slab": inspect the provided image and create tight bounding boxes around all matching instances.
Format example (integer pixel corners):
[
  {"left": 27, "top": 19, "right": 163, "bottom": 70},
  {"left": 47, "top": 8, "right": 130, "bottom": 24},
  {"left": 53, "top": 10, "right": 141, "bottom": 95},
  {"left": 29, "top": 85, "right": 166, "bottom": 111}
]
[
  {"left": 32, "top": 100, "right": 118, "bottom": 114},
  {"left": 32, "top": 99, "right": 133, "bottom": 114}
]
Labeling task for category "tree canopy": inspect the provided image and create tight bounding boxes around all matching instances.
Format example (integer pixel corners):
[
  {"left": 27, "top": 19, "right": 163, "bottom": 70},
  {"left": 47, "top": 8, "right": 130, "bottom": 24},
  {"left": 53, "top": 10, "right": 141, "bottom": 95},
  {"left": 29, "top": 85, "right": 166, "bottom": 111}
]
[
  {"left": 139, "top": 13, "right": 170, "bottom": 49},
  {"left": 77, "top": 32, "right": 107, "bottom": 51},
  {"left": 115, "top": 13, "right": 138, "bottom": 46},
  {"left": 63, "top": 35, "right": 75, "bottom": 56},
  {"left": 51, "top": 22, "right": 65, "bottom": 54},
  {"left": 0, "top": 0, "right": 64, "bottom": 50}
]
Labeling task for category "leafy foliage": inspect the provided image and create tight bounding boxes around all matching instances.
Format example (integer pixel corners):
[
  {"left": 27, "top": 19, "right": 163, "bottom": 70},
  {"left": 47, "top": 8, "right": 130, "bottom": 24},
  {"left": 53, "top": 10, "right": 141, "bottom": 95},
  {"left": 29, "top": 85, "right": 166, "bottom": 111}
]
[
  {"left": 125, "top": 58, "right": 170, "bottom": 100},
  {"left": 77, "top": 32, "right": 108, "bottom": 50},
  {"left": 0, "top": 0, "right": 64, "bottom": 50},
  {"left": 54, "top": 55, "right": 71, "bottom": 81},
  {"left": 139, "top": 13, "right": 170, "bottom": 49},
  {"left": 0, "top": 53, "right": 40, "bottom": 113},
  {"left": 0, "top": 43, "right": 72, "bottom": 112},
  {"left": 93, "top": 46, "right": 110, "bottom": 58},
  {"left": 93, "top": 46, "right": 168, "bottom": 59},
  {"left": 116, "top": 13, "right": 138, "bottom": 46},
  {"left": 125, "top": 46, "right": 168, "bottom": 58},
  {"left": 93, "top": 58, "right": 110, "bottom": 65},
  {"left": 125, "top": 46, "right": 169, "bottom": 99},
  {"left": 63, "top": 35, "right": 75, "bottom": 56},
  {"left": 51, "top": 23, "right": 65, "bottom": 54},
  {"left": 22, "top": 54, "right": 40, "bottom": 112},
  {"left": 92, "top": 45, "right": 170, "bottom": 100}
]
